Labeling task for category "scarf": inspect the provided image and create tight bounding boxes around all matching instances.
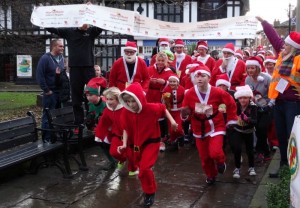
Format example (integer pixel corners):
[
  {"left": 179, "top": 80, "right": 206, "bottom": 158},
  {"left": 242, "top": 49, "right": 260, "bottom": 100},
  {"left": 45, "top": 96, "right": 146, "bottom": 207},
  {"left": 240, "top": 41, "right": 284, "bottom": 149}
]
[{"left": 279, "top": 50, "right": 300, "bottom": 76}]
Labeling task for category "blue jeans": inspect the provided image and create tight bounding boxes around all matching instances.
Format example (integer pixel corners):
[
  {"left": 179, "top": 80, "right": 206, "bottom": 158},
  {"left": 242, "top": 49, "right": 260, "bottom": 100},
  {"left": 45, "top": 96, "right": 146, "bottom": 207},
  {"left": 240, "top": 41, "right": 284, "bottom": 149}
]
[
  {"left": 273, "top": 99, "right": 300, "bottom": 165},
  {"left": 41, "top": 92, "right": 59, "bottom": 142}
]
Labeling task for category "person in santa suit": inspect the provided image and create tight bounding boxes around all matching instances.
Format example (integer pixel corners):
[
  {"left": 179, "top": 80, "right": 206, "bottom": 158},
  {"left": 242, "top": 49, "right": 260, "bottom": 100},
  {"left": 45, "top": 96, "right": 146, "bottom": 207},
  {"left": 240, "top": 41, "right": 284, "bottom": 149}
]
[
  {"left": 150, "top": 38, "right": 175, "bottom": 68},
  {"left": 235, "top": 49, "right": 244, "bottom": 61},
  {"left": 195, "top": 40, "right": 216, "bottom": 72},
  {"left": 109, "top": 41, "right": 150, "bottom": 92},
  {"left": 162, "top": 75, "right": 185, "bottom": 150},
  {"left": 146, "top": 51, "right": 176, "bottom": 151},
  {"left": 181, "top": 64, "right": 238, "bottom": 185},
  {"left": 173, "top": 39, "right": 192, "bottom": 82},
  {"left": 210, "top": 43, "right": 247, "bottom": 90},
  {"left": 95, "top": 87, "right": 138, "bottom": 175},
  {"left": 117, "top": 82, "right": 178, "bottom": 207}
]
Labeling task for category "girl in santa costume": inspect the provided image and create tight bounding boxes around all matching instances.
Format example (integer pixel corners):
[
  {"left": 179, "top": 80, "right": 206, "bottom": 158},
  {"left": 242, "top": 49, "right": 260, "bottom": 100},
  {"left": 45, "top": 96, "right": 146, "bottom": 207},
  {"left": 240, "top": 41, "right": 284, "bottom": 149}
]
[
  {"left": 230, "top": 85, "right": 257, "bottom": 179},
  {"left": 181, "top": 64, "right": 238, "bottom": 185},
  {"left": 117, "top": 82, "right": 178, "bottom": 207},
  {"left": 95, "top": 87, "right": 138, "bottom": 175},
  {"left": 162, "top": 75, "right": 185, "bottom": 150}
]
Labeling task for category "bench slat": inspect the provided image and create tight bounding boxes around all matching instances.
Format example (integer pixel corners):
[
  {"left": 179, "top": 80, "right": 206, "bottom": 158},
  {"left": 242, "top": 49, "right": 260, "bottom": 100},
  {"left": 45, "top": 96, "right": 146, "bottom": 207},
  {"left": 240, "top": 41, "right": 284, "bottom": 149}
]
[
  {"left": 0, "top": 134, "right": 36, "bottom": 152},
  {"left": 0, "top": 117, "right": 34, "bottom": 131},
  {"left": 0, "top": 124, "right": 36, "bottom": 141}
]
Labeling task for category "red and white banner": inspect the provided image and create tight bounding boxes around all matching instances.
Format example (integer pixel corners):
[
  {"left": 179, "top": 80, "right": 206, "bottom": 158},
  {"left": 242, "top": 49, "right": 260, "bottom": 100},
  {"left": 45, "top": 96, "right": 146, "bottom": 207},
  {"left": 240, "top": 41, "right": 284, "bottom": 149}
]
[
  {"left": 288, "top": 115, "right": 300, "bottom": 208},
  {"left": 31, "top": 4, "right": 258, "bottom": 40}
]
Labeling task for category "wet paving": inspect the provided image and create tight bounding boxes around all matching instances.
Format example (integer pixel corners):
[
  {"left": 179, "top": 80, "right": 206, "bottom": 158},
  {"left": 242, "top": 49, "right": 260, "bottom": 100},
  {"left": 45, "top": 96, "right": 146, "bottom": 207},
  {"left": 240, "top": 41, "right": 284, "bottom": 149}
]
[{"left": 0, "top": 143, "right": 271, "bottom": 208}]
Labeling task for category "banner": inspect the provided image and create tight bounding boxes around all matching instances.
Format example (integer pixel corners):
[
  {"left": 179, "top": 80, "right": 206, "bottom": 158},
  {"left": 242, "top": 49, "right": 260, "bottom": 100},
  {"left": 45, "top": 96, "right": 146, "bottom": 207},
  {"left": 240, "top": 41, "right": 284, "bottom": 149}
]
[
  {"left": 31, "top": 4, "right": 258, "bottom": 40},
  {"left": 16, "top": 55, "right": 32, "bottom": 78},
  {"left": 288, "top": 115, "right": 300, "bottom": 208}
]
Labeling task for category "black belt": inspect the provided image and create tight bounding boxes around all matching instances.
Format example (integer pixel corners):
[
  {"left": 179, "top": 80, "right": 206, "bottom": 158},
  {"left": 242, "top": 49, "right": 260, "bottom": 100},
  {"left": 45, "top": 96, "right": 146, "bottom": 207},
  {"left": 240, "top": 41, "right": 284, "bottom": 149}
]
[
  {"left": 112, "top": 133, "right": 123, "bottom": 140},
  {"left": 193, "top": 111, "right": 219, "bottom": 137},
  {"left": 129, "top": 138, "right": 160, "bottom": 152}
]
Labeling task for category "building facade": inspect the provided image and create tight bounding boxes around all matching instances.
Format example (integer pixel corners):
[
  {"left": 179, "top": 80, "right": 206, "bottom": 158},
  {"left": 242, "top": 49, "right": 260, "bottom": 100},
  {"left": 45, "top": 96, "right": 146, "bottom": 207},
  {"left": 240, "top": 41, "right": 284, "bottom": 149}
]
[{"left": 0, "top": 0, "right": 249, "bottom": 82}]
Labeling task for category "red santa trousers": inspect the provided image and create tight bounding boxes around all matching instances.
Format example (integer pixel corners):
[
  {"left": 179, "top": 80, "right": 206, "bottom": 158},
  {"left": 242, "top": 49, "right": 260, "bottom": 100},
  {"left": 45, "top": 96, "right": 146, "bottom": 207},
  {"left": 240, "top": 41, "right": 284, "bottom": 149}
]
[
  {"left": 127, "top": 142, "right": 160, "bottom": 194},
  {"left": 195, "top": 135, "right": 225, "bottom": 178},
  {"left": 267, "top": 121, "right": 279, "bottom": 147},
  {"left": 168, "top": 111, "right": 184, "bottom": 142},
  {"left": 109, "top": 136, "right": 127, "bottom": 163}
]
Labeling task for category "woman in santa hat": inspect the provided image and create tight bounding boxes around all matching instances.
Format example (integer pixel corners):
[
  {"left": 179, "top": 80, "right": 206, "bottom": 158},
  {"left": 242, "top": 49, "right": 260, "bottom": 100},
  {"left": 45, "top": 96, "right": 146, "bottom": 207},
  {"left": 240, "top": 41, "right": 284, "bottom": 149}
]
[
  {"left": 181, "top": 64, "right": 238, "bottom": 185},
  {"left": 245, "top": 56, "right": 272, "bottom": 163}
]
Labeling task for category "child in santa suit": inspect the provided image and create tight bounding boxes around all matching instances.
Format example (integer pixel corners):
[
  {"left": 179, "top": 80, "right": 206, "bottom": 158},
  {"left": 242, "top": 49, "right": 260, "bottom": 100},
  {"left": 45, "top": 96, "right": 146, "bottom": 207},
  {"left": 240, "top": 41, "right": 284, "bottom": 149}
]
[
  {"left": 95, "top": 87, "right": 138, "bottom": 175},
  {"left": 117, "top": 82, "right": 178, "bottom": 207},
  {"left": 181, "top": 64, "right": 238, "bottom": 185},
  {"left": 162, "top": 75, "right": 185, "bottom": 149},
  {"left": 85, "top": 78, "right": 115, "bottom": 170}
]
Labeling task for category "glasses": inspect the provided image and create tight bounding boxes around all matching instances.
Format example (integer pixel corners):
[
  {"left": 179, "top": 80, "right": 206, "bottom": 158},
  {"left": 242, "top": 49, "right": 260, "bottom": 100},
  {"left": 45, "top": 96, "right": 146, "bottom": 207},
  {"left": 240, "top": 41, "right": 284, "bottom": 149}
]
[{"left": 124, "top": 50, "right": 136, "bottom": 55}]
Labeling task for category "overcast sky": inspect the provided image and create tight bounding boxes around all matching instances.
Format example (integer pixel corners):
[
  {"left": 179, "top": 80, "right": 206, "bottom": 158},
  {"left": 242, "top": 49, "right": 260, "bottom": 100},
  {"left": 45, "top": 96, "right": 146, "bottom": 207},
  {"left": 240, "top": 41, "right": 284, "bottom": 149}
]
[{"left": 246, "top": 0, "right": 297, "bottom": 24}]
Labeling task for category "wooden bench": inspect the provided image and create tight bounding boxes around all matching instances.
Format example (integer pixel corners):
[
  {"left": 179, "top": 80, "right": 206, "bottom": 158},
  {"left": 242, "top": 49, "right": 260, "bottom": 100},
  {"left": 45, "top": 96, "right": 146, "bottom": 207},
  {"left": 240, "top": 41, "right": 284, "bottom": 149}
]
[
  {"left": 45, "top": 106, "right": 95, "bottom": 171},
  {"left": 0, "top": 112, "right": 73, "bottom": 178}
]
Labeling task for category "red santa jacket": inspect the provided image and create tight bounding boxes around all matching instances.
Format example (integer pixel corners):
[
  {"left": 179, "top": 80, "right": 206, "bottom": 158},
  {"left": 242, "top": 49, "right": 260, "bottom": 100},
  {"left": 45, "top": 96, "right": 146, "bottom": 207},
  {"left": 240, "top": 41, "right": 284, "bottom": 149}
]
[
  {"left": 95, "top": 104, "right": 123, "bottom": 142},
  {"left": 196, "top": 55, "right": 216, "bottom": 72},
  {"left": 109, "top": 57, "right": 150, "bottom": 92},
  {"left": 119, "top": 83, "right": 166, "bottom": 147},
  {"left": 146, "top": 65, "right": 176, "bottom": 103},
  {"left": 162, "top": 85, "right": 185, "bottom": 111},
  {"left": 183, "top": 85, "right": 238, "bottom": 138},
  {"left": 174, "top": 54, "right": 192, "bottom": 80},
  {"left": 210, "top": 57, "right": 246, "bottom": 90}
]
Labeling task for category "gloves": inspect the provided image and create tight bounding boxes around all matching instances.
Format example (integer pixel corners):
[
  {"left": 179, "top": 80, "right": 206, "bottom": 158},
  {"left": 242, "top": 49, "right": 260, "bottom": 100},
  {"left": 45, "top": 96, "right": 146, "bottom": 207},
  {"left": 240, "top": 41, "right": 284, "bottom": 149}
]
[
  {"left": 181, "top": 107, "right": 191, "bottom": 119},
  {"left": 240, "top": 112, "right": 249, "bottom": 122}
]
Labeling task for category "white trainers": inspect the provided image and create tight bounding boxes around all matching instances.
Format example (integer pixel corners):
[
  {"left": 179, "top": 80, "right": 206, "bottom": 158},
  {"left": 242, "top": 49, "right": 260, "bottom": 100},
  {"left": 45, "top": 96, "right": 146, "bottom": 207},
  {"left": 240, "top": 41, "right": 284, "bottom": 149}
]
[
  {"left": 159, "top": 142, "right": 166, "bottom": 152},
  {"left": 233, "top": 168, "right": 240, "bottom": 179},
  {"left": 248, "top": 167, "right": 256, "bottom": 176}
]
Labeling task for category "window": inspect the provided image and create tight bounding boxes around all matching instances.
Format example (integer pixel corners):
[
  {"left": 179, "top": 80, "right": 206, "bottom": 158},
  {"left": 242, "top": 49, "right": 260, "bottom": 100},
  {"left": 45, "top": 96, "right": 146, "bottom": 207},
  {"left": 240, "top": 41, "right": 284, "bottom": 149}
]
[
  {"left": 197, "top": 0, "right": 227, "bottom": 21},
  {"left": 154, "top": 2, "right": 183, "bottom": 22}
]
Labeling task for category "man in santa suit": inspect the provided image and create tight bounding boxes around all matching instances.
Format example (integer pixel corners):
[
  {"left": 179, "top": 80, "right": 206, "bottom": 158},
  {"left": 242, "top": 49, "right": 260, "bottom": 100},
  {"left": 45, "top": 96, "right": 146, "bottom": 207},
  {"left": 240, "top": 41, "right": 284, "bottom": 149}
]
[
  {"left": 195, "top": 40, "right": 216, "bottom": 72},
  {"left": 173, "top": 39, "right": 192, "bottom": 82},
  {"left": 210, "top": 43, "right": 246, "bottom": 90},
  {"left": 181, "top": 64, "right": 238, "bottom": 185},
  {"left": 109, "top": 41, "right": 150, "bottom": 92}
]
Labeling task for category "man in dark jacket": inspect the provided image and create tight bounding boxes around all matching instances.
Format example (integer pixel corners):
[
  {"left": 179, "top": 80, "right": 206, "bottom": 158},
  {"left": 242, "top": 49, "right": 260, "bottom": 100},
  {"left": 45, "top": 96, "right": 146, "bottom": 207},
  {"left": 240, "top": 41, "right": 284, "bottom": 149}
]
[
  {"left": 36, "top": 39, "right": 64, "bottom": 141},
  {"left": 46, "top": 24, "right": 102, "bottom": 125}
]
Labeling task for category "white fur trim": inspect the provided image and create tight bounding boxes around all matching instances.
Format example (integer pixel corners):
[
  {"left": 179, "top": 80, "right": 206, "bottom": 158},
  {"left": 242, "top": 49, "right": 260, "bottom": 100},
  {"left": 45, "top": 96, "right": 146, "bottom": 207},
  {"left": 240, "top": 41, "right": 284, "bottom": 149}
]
[
  {"left": 175, "top": 44, "right": 184, "bottom": 47},
  {"left": 234, "top": 89, "right": 253, "bottom": 99},
  {"left": 119, "top": 90, "right": 142, "bottom": 113},
  {"left": 257, "top": 75, "right": 264, "bottom": 82},
  {"left": 193, "top": 69, "right": 211, "bottom": 77},
  {"left": 160, "top": 41, "right": 169, "bottom": 46},
  {"left": 106, "top": 103, "right": 123, "bottom": 111},
  {"left": 246, "top": 60, "right": 261, "bottom": 68},
  {"left": 235, "top": 53, "right": 243, "bottom": 59},
  {"left": 222, "top": 48, "right": 235, "bottom": 54},
  {"left": 285, "top": 35, "right": 300, "bottom": 49},
  {"left": 264, "top": 58, "right": 276, "bottom": 64},
  {"left": 124, "top": 46, "right": 137, "bottom": 51},
  {"left": 168, "top": 76, "right": 179, "bottom": 82},
  {"left": 216, "top": 79, "right": 231, "bottom": 88},
  {"left": 198, "top": 45, "right": 208, "bottom": 50}
]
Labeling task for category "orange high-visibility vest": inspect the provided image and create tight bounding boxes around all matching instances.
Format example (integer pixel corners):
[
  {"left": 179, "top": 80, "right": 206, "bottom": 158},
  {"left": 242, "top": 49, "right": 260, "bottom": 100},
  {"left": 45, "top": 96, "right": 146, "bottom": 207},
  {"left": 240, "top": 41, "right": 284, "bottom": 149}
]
[{"left": 268, "top": 53, "right": 300, "bottom": 99}]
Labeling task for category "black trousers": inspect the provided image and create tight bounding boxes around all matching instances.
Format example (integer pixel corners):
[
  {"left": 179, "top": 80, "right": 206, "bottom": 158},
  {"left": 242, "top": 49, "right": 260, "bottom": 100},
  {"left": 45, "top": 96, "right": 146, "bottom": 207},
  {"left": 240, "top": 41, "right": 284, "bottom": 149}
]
[
  {"left": 229, "top": 130, "right": 254, "bottom": 168},
  {"left": 69, "top": 67, "right": 95, "bottom": 124}
]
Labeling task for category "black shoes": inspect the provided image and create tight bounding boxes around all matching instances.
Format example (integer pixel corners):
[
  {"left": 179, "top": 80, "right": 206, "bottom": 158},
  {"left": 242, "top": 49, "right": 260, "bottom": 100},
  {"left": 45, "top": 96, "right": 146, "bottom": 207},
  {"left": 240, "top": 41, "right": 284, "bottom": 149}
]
[
  {"left": 144, "top": 193, "right": 155, "bottom": 207},
  {"left": 217, "top": 163, "right": 226, "bottom": 174},
  {"left": 205, "top": 177, "right": 216, "bottom": 185}
]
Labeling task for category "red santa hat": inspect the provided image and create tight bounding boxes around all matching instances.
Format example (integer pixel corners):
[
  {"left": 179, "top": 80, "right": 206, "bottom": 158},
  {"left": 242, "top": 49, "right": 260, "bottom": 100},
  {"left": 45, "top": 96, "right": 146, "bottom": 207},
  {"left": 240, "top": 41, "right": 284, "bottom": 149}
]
[
  {"left": 234, "top": 85, "right": 253, "bottom": 99},
  {"left": 285, "top": 31, "right": 300, "bottom": 49},
  {"left": 175, "top": 39, "right": 185, "bottom": 47},
  {"left": 84, "top": 77, "right": 107, "bottom": 95},
  {"left": 124, "top": 41, "right": 137, "bottom": 51},
  {"left": 119, "top": 82, "right": 144, "bottom": 113},
  {"left": 222, "top": 43, "right": 235, "bottom": 54},
  {"left": 264, "top": 56, "right": 277, "bottom": 64},
  {"left": 244, "top": 49, "right": 251, "bottom": 56},
  {"left": 185, "top": 62, "right": 201, "bottom": 75},
  {"left": 196, "top": 40, "right": 208, "bottom": 50},
  {"left": 168, "top": 75, "right": 180, "bottom": 82},
  {"left": 159, "top": 38, "right": 170, "bottom": 46},
  {"left": 189, "top": 63, "right": 211, "bottom": 77},
  {"left": 246, "top": 56, "right": 263, "bottom": 71},
  {"left": 235, "top": 49, "right": 243, "bottom": 59},
  {"left": 257, "top": 53, "right": 265, "bottom": 62},
  {"left": 216, "top": 74, "right": 231, "bottom": 88},
  {"left": 266, "top": 50, "right": 275, "bottom": 56}
]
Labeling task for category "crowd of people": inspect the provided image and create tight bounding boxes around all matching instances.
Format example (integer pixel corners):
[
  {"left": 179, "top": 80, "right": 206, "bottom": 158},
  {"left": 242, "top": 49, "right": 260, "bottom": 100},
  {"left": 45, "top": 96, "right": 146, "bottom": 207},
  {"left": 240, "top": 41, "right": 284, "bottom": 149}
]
[{"left": 35, "top": 16, "right": 300, "bottom": 207}]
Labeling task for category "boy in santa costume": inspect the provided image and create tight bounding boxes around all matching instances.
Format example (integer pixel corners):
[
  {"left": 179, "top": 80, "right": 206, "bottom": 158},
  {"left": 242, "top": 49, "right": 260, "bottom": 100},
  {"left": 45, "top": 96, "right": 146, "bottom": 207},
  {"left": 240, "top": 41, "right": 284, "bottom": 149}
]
[
  {"left": 109, "top": 41, "right": 150, "bottom": 92},
  {"left": 181, "top": 64, "right": 238, "bottom": 185},
  {"left": 117, "top": 82, "right": 178, "bottom": 207},
  {"left": 85, "top": 77, "right": 116, "bottom": 170},
  {"left": 210, "top": 43, "right": 246, "bottom": 90},
  {"left": 162, "top": 75, "right": 185, "bottom": 150},
  {"left": 195, "top": 40, "right": 216, "bottom": 72},
  {"left": 173, "top": 39, "right": 192, "bottom": 81}
]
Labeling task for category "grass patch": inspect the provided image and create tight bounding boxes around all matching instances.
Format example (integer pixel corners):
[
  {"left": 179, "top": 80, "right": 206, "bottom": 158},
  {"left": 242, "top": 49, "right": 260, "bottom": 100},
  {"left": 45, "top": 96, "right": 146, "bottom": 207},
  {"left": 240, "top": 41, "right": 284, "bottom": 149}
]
[{"left": 0, "top": 92, "right": 41, "bottom": 121}]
